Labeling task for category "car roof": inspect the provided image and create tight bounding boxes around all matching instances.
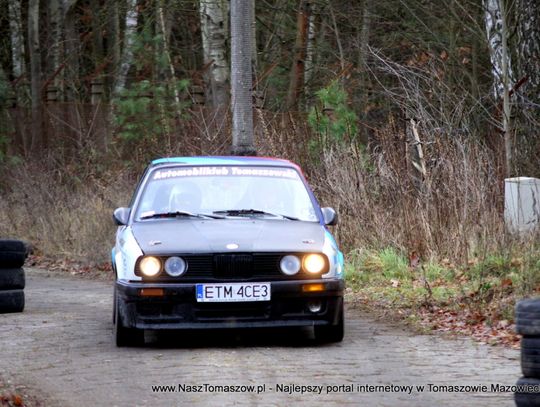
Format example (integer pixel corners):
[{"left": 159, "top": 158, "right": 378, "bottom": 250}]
[{"left": 150, "top": 156, "right": 300, "bottom": 169}]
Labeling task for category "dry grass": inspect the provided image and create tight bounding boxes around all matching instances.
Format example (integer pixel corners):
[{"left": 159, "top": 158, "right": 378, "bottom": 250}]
[
  {"left": 312, "top": 132, "right": 506, "bottom": 261},
  {"left": 0, "top": 161, "right": 134, "bottom": 264},
  {"left": 0, "top": 109, "right": 317, "bottom": 264},
  {"left": 0, "top": 110, "right": 537, "bottom": 273}
]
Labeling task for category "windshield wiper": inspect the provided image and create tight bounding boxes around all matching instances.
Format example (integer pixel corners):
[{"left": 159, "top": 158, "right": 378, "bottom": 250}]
[
  {"left": 212, "top": 209, "right": 299, "bottom": 220},
  {"left": 141, "top": 211, "right": 224, "bottom": 220}
]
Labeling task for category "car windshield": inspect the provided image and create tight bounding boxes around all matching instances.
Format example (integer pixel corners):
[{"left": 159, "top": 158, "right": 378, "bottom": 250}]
[{"left": 134, "top": 165, "right": 319, "bottom": 222}]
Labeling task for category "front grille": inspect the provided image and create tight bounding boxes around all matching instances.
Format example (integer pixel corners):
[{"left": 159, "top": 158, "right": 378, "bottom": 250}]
[
  {"left": 184, "top": 253, "right": 284, "bottom": 280},
  {"left": 214, "top": 254, "right": 254, "bottom": 278}
]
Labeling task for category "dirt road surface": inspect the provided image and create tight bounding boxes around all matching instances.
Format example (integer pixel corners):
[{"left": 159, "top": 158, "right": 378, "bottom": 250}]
[{"left": 0, "top": 268, "right": 520, "bottom": 406}]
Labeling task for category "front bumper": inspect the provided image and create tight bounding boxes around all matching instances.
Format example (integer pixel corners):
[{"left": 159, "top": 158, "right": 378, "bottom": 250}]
[{"left": 115, "top": 279, "right": 345, "bottom": 330}]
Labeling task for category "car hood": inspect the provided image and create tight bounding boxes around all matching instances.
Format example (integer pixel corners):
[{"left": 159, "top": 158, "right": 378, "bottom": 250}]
[{"left": 131, "top": 219, "right": 325, "bottom": 254}]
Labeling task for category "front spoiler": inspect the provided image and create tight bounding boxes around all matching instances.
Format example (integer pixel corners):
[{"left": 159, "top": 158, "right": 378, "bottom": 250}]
[{"left": 115, "top": 279, "right": 345, "bottom": 330}]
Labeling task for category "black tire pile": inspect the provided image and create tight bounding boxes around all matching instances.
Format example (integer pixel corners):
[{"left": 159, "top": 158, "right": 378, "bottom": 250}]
[
  {"left": 515, "top": 298, "right": 540, "bottom": 406},
  {"left": 0, "top": 240, "right": 28, "bottom": 313}
]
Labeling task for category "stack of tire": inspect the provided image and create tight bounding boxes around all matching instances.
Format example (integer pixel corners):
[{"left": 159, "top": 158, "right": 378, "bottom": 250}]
[
  {"left": 515, "top": 298, "right": 540, "bottom": 406},
  {"left": 0, "top": 240, "right": 28, "bottom": 313}
]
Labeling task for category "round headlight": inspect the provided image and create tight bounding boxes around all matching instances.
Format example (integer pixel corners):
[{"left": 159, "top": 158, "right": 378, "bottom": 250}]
[
  {"left": 303, "top": 254, "right": 326, "bottom": 274},
  {"left": 139, "top": 256, "right": 161, "bottom": 277},
  {"left": 280, "top": 255, "right": 301, "bottom": 275},
  {"left": 164, "top": 256, "right": 187, "bottom": 277}
]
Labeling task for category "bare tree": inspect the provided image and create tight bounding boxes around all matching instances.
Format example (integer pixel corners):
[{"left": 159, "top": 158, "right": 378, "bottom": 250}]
[
  {"left": 230, "top": 0, "right": 256, "bottom": 155},
  {"left": 107, "top": 0, "right": 121, "bottom": 98},
  {"left": 304, "top": 1, "right": 317, "bottom": 97},
  {"left": 515, "top": 0, "right": 540, "bottom": 112},
  {"left": 48, "top": 0, "right": 65, "bottom": 99},
  {"left": 28, "top": 0, "right": 43, "bottom": 152},
  {"left": 64, "top": 0, "right": 81, "bottom": 101},
  {"left": 357, "top": 0, "right": 371, "bottom": 143},
  {"left": 200, "top": 0, "right": 230, "bottom": 108},
  {"left": 157, "top": 0, "right": 180, "bottom": 106},
  {"left": 484, "top": 0, "right": 514, "bottom": 176},
  {"left": 8, "top": 0, "right": 25, "bottom": 108},
  {"left": 114, "top": 0, "right": 139, "bottom": 95},
  {"left": 286, "top": 0, "right": 310, "bottom": 111},
  {"left": 8, "top": 0, "right": 25, "bottom": 81}
]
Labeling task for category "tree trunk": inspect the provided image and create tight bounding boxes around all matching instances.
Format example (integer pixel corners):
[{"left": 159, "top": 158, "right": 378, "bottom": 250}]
[
  {"left": 500, "top": 0, "right": 512, "bottom": 178},
  {"left": 28, "top": 0, "right": 43, "bottom": 153},
  {"left": 157, "top": 0, "right": 180, "bottom": 106},
  {"left": 357, "top": 0, "right": 371, "bottom": 144},
  {"left": 114, "top": 0, "right": 139, "bottom": 95},
  {"left": 515, "top": 0, "right": 540, "bottom": 111},
  {"left": 90, "top": 0, "right": 104, "bottom": 68},
  {"left": 155, "top": 0, "right": 181, "bottom": 151},
  {"left": 157, "top": 0, "right": 181, "bottom": 106},
  {"left": 286, "top": 0, "right": 310, "bottom": 111},
  {"left": 64, "top": 2, "right": 81, "bottom": 101},
  {"left": 9, "top": 0, "right": 25, "bottom": 80},
  {"left": 48, "top": 0, "right": 65, "bottom": 100},
  {"left": 250, "top": 0, "right": 257, "bottom": 71},
  {"left": 106, "top": 0, "right": 121, "bottom": 99},
  {"left": 304, "top": 1, "right": 317, "bottom": 98},
  {"left": 199, "top": 0, "right": 230, "bottom": 108},
  {"left": 230, "top": 0, "right": 256, "bottom": 155},
  {"left": 8, "top": 0, "right": 25, "bottom": 108},
  {"left": 329, "top": 2, "right": 345, "bottom": 76},
  {"left": 484, "top": 0, "right": 514, "bottom": 177}
]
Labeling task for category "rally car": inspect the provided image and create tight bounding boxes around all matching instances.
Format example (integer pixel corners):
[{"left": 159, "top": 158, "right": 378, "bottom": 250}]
[{"left": 111, "top": 156, "right": 345, "bottom": 346}]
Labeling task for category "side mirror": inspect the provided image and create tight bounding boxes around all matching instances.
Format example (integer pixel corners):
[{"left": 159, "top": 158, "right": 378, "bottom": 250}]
[
  {"left": 321, "top": 207, "right": 338, "bottom": 226},
  {"left": 113, "top": 207, "right": 131, "bottom": 226}
]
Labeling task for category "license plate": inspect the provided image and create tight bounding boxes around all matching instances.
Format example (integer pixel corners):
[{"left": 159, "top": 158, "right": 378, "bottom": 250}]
[{"left": 196, "top": 283, "right": 271, "bottom": 303}]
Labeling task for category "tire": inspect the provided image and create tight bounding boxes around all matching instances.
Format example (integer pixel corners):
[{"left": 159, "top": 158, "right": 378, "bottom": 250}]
[
  {"left": 113, "top": 289, "right": 144, "bottom": 347},
  {"left": 314, "top": 302, "right": 344, "bottom": 344},
  {"left": 0, "top": 290, "right": 25, "bottom": 313},
  {"left": 522, "top": 337, "right": 540, "bottom": 379},
  {"left": 0, "top": 240, "right": 29, "bottom": 269},
  {"left": 515, "top": 377, "right": 540, "bottom": 407},
  {"left": 0, "top": 268, "right": 25, "bottom": 290},
  {"left": 516, "top": 298, "right": 540, "bottom": 336},
  {"left": 112, "top": 286, "right": 117, "bottom": 324}
]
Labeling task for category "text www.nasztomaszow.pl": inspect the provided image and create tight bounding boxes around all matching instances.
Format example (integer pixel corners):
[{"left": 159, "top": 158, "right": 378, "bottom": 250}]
[
  {"left": 152, "top": 383, "right": 539, "bottom": 395},
  {"left": 152, "top": 384, "right": 266, "bottom": 394}
]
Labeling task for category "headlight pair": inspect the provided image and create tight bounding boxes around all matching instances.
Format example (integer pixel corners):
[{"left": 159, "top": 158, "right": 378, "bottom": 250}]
[
  {"left": 140, "top": 253, "right": 326, "bottom": 277},
  {"left": 139, "top": 256, "right": 186, "bottom": 277},
  {"left": 280, "top": 254, "right": 326, "bottom": 276}
]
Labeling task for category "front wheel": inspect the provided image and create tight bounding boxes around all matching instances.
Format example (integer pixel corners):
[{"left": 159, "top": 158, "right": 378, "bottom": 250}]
[
  {"left": 314, "top": 302, "right": 344, "bottom": 343},
  {"left": 113, "top": 288, "right": 144, "bottom": 347}
]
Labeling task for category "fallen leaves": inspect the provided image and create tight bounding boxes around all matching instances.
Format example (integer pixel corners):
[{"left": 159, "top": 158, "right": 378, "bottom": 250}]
[
  {"left": 346, "top": 249, "right": 540, "bottom": 349},
  {"left": 347, "top": 270, "right": 523, "bottom": 349},
  {"left": 26, "top": 255, "right": 113, "bottom": 281},
  {"left": 0, "top": 394, "right": 22, "bottom": 407},
  {"left": 0, "top": 384, "right": 43, "bottom": 407},
  {"left": 12, "top": 395, "right": 23, "bottom": 407},
  {"left": 408, "top": 251, "right": 421, "bottom": 270},
  {"left": 413, "top": 306, "right": 520, "bottom": 348},
  {"left": 501, "top": 278, "right": 513, "bottom": 288}
]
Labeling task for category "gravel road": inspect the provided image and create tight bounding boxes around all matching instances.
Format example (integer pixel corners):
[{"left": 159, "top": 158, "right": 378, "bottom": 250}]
[{"left": 0, "top": 268, "right": 520, "bottom": 406}]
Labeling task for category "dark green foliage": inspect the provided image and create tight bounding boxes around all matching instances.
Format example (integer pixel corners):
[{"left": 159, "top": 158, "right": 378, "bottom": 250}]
[
  {"left": 113, "top": 78, "right": 190, "bottom": 142},
  {"left": 113, "top": 22, "right": 190, "bottom": 142},
  {"left": 307, "top": 80, "right": 358, "bottom": 156}
]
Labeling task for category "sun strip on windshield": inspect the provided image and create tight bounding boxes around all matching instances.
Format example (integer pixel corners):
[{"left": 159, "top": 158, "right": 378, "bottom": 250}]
[{"left": 152, "top": 166, "right": 298, "bottom": 180}]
